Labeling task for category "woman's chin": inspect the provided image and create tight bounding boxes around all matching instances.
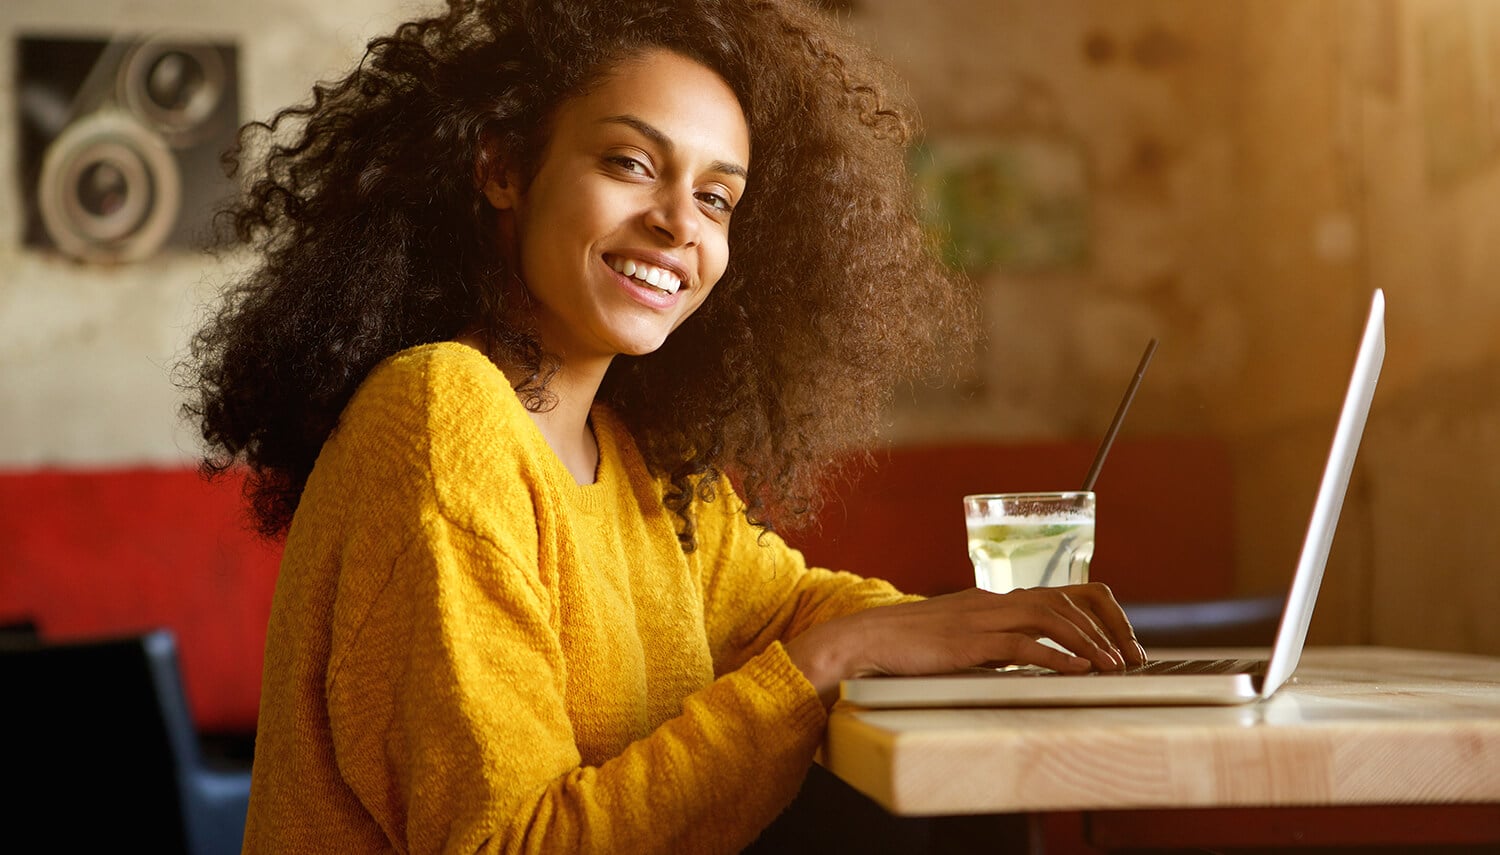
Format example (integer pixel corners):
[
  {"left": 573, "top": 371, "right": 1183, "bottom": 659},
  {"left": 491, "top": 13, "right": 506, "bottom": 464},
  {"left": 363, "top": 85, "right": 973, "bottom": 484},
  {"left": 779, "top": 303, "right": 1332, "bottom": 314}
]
[
  {"left": 604, "top": 326, "right": 675, "bottom": 359},
  {"left": 615, "top": 338, "right": 669, "bottom": 359}
]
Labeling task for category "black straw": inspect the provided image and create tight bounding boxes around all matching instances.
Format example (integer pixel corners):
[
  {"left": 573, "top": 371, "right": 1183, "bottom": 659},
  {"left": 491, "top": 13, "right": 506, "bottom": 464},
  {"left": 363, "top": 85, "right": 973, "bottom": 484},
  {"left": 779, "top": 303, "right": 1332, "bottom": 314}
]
[{"left": 1082, "top": 339, "right": 1158, "bottom": 491}]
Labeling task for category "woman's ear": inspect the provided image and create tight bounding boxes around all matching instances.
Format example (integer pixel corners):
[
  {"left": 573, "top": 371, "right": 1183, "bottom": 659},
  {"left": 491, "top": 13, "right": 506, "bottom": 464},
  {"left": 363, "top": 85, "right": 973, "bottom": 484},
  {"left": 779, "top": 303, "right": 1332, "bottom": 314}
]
[
  {"left": 475, "top": 132, "right": 522, "bottom": 211},
  {"left": 482, "top": 170, "right": 521, "bottom": 211}
]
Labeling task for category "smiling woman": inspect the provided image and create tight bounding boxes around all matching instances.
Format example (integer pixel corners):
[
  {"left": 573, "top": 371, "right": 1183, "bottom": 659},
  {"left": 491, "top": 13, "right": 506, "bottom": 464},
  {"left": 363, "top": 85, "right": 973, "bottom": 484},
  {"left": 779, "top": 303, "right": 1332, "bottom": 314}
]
[
  {"left": 475, "top": 51, "right": 748, "bottom": 382},
  {"left": 466, "top": 50, "right": 753, "bottom": 482},
  {"left": 180, "top": 1, "right": 1143, "bottom": 853}
]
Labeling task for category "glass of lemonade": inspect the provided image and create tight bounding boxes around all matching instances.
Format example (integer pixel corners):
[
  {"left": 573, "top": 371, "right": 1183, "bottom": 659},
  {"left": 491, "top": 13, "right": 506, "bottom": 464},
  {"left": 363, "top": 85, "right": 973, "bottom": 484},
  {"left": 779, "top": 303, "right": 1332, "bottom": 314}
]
[{"left": 964, "top": 492, "right": 1095, "bottom": 593}]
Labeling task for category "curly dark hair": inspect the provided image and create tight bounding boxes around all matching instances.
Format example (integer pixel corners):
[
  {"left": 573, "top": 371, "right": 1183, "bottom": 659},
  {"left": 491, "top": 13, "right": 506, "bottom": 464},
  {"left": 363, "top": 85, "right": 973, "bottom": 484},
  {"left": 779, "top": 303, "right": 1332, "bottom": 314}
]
[{"left": 183, "top": 0, "right": 976, "bottom": 548}]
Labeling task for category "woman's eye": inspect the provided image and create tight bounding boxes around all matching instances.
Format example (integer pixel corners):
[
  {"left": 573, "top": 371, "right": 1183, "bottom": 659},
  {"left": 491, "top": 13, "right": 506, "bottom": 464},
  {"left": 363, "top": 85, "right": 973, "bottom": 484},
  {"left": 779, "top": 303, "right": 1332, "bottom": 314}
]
[
  {"left": 697, "top": 191, "right": 733, "bottom": 214},
  {"left": 607, "top": 155, "right": 648, "bottom": 174}
]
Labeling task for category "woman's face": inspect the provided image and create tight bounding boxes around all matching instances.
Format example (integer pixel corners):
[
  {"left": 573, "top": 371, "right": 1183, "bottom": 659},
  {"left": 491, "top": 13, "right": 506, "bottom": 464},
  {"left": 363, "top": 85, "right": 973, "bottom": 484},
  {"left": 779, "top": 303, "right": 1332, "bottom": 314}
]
[{"left": 485, "top": 49, "right": 750, "bottom": 367}]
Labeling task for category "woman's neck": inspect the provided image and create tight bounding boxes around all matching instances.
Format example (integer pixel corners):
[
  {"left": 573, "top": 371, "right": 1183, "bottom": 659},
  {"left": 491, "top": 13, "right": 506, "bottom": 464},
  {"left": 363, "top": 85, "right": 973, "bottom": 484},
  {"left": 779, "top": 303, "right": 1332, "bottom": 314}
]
[
  {"left": 456, "top": 334, "right": 607, "bottom": 485},
  {"left": 527, "top": 363, "right": 603, "bottom": 485}
]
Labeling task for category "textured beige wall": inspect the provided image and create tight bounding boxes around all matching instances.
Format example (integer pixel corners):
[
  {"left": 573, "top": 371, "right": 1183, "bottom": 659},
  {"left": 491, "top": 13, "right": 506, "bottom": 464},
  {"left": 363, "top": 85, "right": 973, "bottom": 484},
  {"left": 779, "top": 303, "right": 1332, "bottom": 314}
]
[
  {"left": 1353, "top": 0, "right": 1500, "bottom": 654},
  {"left": 860, "top": 0, "right": 1248, "bottom": 441}
]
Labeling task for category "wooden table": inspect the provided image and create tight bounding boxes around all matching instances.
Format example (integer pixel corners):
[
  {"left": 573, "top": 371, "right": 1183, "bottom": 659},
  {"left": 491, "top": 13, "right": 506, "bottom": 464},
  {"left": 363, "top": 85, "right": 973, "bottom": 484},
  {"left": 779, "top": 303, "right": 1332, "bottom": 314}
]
[{"left": 822, "top": 647, "right": 1500, "bottom": 851}]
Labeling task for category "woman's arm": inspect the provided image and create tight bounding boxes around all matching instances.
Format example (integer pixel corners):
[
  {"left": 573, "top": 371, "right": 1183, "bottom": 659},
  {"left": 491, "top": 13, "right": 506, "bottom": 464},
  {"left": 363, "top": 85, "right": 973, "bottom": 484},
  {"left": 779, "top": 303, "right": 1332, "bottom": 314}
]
[
  {"left": 325, "top": 518, "right": 826, "bottom": 855},
  {"left": 692, "top": 491, "right": 1146, "bottom": 707},
  {"left": 690, "top": 490, "right": 917, "bottom": 675}
]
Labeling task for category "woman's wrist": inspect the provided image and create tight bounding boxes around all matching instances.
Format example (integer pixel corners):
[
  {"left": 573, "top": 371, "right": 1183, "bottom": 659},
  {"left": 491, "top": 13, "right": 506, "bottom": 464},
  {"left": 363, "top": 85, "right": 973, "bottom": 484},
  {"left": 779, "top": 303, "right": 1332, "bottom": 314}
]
[{"left": 785, "top": 620, "right": 855, "bottom": 708}]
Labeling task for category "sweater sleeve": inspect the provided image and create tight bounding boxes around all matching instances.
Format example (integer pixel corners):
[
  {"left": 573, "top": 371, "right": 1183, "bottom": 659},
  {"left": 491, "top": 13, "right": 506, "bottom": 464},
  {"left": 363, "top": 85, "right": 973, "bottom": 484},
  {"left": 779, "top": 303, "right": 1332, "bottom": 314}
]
[
  {"left": 325, "top": 512, "right": 828, "bottom": 855},
  {"left": 691, "top": 489, "right": 920, "bottom": 676}
]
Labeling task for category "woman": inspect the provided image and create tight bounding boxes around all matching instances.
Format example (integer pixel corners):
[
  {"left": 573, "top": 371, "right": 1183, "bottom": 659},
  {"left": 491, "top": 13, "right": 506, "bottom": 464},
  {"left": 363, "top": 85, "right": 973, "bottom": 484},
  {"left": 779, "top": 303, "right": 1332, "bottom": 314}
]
[{"left": 185, "top": 1, "right": 1144, "bottom": 851}]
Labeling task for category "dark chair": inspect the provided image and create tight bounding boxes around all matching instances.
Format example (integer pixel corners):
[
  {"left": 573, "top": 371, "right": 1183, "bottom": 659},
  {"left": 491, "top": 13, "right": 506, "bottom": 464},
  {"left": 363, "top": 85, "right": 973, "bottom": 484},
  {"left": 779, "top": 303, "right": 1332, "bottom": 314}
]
[
  {"left": 0, "top": 629, "right": 252, "bottom": 855},
  {"left": 0, "top": 617, "right": 40, "bottom": 643}
]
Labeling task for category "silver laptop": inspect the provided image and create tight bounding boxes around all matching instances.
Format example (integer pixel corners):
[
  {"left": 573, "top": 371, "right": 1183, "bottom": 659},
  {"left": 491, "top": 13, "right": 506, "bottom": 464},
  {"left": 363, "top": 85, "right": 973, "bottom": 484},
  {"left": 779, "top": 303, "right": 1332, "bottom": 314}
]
[{"left": 841, "top": 289, "right": 1386, "bottom": 708}]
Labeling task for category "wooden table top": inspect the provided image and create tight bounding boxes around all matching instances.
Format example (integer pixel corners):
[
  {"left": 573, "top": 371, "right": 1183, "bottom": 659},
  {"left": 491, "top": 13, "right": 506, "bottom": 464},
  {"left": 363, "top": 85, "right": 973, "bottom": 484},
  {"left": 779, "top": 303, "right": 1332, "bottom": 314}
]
[{"left": 822, "top": 646, "right": 1500, "bottom": 816}]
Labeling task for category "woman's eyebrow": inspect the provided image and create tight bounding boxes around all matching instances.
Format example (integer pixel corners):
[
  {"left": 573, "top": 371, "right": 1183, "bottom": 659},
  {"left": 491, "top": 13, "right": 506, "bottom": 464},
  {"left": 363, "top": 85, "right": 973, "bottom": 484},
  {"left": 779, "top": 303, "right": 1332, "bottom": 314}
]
[{"left": 598, "top": 113, "right": 748, "bottom": 180}]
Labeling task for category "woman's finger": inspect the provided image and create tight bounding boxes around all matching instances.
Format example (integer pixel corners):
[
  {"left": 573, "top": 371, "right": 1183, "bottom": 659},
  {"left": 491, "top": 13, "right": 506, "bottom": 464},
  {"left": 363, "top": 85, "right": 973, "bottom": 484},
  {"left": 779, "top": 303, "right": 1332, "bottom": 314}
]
[
  {"left": 946, "top": 587, "right": 1123, "bottom": 670},
  {"left": 979, "top": 595, "right": 1123, "bottom": 671},
  {"left": 1069, "top": 582, "right": 1148, "bottom": 664},
  {"left": 1031, "top": 603, "right": 1125, "bottom": 671},
  {"left": 984, "top": 634, "right": 1093, "bottom": 674},
  {"left": 1003, "top": 584, "right": 1144, "bottom": 668},
  {"left": 1042, "top": 590, "right": 1127, "bottom": 669}
]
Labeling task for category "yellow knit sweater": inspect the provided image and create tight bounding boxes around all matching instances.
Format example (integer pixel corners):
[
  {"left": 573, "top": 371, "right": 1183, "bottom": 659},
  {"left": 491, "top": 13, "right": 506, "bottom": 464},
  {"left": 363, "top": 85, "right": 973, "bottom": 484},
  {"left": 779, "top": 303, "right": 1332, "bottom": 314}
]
[{"left": 242, "top": 343, "right": 911, "bottom": 854}]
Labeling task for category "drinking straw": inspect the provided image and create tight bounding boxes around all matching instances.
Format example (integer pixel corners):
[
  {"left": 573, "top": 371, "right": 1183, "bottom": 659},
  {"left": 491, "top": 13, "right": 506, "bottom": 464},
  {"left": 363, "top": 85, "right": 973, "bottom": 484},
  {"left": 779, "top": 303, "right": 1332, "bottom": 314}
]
[{"left": 1081, "top": 338, "right": 1158, "bottom": 491}]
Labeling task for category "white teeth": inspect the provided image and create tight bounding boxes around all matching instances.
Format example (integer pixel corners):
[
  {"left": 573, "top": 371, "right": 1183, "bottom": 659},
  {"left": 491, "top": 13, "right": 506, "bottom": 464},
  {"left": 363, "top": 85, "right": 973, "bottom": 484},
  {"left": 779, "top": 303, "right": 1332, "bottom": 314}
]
[{"left": 609, "top": 256, "right": 682, "bottom": 295}]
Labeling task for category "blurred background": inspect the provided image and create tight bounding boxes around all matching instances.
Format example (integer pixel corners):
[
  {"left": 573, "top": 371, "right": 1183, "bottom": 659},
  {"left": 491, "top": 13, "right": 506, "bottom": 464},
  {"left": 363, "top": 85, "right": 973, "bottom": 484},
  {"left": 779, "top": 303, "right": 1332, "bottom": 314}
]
[{"left": 2, "top": 0, "right": 1498, "bottom": 748}]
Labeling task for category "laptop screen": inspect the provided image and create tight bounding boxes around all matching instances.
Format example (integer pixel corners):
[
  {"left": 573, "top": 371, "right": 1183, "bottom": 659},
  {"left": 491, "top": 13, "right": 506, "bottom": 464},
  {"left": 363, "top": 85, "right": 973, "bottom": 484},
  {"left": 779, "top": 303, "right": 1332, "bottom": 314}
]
[{"left": 1261, "top": 289, "right": 1386, "bottom": 697}]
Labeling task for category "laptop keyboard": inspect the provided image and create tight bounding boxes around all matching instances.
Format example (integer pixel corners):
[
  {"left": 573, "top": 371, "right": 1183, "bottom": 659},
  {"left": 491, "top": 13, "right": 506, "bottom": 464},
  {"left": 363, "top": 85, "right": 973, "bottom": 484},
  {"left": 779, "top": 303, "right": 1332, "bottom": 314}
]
[{"left": 1116, "top": 658, "right": 1266, "bottom": 676}]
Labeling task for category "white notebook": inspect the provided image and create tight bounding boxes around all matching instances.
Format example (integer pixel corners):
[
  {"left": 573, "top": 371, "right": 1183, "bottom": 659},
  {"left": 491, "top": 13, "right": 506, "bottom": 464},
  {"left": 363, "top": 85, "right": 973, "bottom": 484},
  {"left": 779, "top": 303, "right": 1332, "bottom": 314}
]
[{"left": 840, "top": 289, "right": 1386, "bottom": 708}]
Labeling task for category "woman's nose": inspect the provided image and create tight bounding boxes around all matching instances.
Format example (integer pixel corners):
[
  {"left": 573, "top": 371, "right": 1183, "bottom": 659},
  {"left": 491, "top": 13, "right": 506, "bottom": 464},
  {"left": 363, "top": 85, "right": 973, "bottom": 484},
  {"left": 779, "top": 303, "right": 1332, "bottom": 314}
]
[{"left": 645, "top": 184, "right": 699, "bottom": 247}]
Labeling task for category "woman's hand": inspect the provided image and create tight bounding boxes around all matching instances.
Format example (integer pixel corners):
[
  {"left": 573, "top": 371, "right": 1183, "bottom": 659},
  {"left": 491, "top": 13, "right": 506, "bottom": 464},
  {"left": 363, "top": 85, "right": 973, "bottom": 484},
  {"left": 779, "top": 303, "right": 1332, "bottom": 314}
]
[{"left": 784, "top": 585, "right": 1148, "bottom": 707}]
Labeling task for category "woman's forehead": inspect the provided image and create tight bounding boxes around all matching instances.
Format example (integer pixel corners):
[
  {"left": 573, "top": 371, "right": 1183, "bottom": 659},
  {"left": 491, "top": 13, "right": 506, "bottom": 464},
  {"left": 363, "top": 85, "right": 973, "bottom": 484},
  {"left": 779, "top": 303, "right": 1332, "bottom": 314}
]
[{"left": 557, "top": 49, "right": 750, "bottom": 167}]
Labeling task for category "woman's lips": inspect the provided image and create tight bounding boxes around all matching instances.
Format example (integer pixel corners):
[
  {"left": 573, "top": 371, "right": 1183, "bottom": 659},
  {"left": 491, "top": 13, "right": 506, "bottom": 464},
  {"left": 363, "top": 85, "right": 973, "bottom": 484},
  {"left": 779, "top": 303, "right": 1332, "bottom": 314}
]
[{"left": 604, "top": 253, "right": 685, "bottom": 295}]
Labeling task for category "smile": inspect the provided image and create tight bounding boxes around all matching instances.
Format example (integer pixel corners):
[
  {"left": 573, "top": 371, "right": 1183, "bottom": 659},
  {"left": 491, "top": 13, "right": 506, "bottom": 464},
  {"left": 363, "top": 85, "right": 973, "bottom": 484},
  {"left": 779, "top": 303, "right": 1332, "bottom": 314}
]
[{"left": 606, "top": 255, "right": 683, "bottom": 296}]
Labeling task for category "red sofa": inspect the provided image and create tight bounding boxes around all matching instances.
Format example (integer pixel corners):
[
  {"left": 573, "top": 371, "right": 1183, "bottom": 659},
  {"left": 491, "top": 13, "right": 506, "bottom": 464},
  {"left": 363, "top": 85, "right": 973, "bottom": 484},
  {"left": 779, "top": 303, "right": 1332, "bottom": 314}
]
[{"left": 784, "top": 438, "right": 1237, "bottom": 602}]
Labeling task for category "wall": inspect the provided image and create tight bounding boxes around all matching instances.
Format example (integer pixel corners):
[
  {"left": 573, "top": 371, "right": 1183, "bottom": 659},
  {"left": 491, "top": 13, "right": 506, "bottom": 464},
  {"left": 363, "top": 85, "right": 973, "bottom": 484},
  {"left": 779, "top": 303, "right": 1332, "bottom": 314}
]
[{"left": 1349, "top": 0, "right": 1500, "bottom": 653}]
